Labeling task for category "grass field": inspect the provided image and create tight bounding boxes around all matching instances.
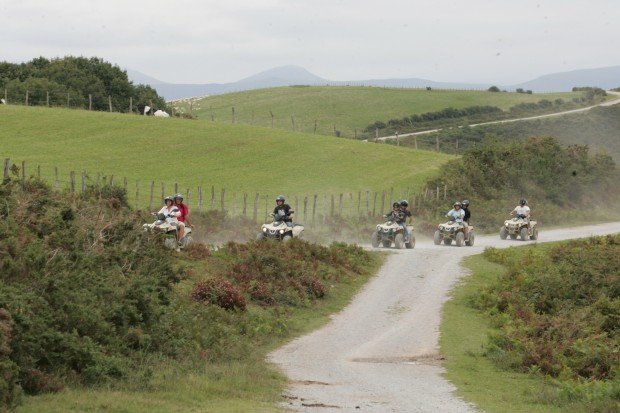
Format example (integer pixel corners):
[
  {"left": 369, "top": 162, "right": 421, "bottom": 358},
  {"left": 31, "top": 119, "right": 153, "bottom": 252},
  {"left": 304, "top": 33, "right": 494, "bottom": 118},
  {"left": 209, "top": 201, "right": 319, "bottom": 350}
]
[
  {"left": 0, "top": 105, "right": 452, "bottom": 206},
  {"left": 172, "top": 86, "right": 582, "bottom": 137}
]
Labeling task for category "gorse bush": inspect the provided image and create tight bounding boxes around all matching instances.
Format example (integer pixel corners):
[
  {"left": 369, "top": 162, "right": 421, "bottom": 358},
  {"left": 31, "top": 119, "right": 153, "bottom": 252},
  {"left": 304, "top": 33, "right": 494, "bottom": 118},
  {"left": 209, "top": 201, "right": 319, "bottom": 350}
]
[
  {"left": 0, "top": 177, "right": 183, "bottom": 401},
  {"left": 475, "top": 236, "right": 620, "bottom": 407}
]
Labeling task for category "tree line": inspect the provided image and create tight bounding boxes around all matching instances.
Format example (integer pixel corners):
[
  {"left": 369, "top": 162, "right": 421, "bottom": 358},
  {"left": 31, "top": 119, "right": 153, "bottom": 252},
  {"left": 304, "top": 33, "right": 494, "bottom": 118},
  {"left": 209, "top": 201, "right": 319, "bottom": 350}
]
[{"left": 0, "top": 56, "right": 167, "bottom": 112}]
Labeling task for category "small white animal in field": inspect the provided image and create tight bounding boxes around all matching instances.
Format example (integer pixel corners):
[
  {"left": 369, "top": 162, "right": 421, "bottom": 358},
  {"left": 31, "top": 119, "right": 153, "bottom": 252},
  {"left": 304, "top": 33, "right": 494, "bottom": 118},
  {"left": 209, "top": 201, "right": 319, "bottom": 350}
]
[
  {"left": 0, "top": 98, "right": 5, "bottom": 104},
  {"left": 154, "top": 110, "right": 170, "bottom": 117}
]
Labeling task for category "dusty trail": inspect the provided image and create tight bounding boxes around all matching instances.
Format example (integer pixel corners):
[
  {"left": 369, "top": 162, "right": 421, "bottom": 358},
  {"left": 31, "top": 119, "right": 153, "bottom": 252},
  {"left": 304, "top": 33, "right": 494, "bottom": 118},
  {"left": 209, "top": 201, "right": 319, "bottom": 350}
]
[{"left": 269, "top": 222, "right": 620, "bottom": 412}]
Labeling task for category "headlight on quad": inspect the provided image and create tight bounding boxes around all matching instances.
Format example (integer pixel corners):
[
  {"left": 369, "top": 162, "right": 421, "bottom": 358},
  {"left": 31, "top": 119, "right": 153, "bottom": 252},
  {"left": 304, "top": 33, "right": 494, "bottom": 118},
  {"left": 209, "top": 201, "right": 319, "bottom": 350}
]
[
  {"left": 263, "top": 227, "right": 267, "bottom": 232},
  {"left": 279, "top": 229, "right": 285, "bottom": 234}
]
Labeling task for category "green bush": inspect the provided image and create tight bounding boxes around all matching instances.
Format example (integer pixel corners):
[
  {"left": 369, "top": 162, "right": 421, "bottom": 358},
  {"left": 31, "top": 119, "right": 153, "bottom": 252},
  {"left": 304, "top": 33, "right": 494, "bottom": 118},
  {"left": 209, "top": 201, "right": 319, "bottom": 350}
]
[{"left": 476, "top": 236, "right": 620, "bottom": 407}]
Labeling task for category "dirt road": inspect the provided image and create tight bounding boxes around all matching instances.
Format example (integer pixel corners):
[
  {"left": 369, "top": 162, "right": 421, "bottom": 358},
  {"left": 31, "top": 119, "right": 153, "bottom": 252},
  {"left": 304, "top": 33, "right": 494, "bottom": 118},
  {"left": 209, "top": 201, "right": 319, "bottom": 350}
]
[
  {"left": 371, "top": 90, "right": 620, "bottom": 142},
  {"left": 269, "top": 222, "right": 620, "bottom": 412}
]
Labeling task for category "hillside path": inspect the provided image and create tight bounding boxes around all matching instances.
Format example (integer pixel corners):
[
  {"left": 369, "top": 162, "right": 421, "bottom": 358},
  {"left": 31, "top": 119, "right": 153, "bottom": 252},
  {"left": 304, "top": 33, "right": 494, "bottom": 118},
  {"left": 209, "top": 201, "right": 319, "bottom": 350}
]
[
  {"left": 269, "top": 222, "right": 620, "bottom": 412},
  {"left": 371, "top": 90, "right": 620, "bottom": 142}
]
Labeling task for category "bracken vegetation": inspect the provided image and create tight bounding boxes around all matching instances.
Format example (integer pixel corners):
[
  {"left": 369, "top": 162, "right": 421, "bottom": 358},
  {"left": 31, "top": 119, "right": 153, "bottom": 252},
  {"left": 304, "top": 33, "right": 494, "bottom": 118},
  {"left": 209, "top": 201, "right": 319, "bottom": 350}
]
[
  {"left": 0, "top": 176, "right": 378, "bottom": 410},
  {"left": 474, "top": 236, "right": 620, "bottom": 411}
]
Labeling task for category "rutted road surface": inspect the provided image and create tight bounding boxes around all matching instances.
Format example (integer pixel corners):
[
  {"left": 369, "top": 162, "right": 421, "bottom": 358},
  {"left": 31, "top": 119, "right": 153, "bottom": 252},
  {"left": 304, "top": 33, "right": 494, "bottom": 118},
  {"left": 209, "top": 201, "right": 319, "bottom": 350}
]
[{"left": 269, "top": 222, "right": 620, "bottom": 412}]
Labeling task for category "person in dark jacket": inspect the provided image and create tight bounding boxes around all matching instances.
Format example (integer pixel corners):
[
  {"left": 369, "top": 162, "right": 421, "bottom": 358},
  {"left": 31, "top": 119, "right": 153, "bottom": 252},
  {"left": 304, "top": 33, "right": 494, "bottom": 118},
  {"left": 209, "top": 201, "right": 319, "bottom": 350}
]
[
  {"left": 462, "top": 200, "right": 471, "bottom": 224},
  {"left": 273, "top": 195, "right": 293, "bottom": 226}
]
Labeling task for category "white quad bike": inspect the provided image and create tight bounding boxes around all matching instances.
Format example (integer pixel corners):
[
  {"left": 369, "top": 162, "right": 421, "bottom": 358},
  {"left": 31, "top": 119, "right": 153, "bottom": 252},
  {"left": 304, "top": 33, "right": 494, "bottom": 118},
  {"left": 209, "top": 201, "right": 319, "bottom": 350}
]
[
  {"left": 434, "top": 220, "right": 475, "bottom": 247},
  {"left": 371, "top": 218, "right": 415, "bottom": 249},
  {"left": 143, "top": 213, "right": 193, "bottom": 249},
  {"left": 257, "top": 212, "right": 304, "bottom": 241},
  {"left": 500, "top": 215, "right": 538, "bottom": 241}
]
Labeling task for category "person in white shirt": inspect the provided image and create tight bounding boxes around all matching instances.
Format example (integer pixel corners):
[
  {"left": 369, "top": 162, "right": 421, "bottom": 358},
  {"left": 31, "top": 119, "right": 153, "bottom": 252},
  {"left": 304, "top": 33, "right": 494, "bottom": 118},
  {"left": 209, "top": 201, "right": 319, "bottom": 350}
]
[
  {"left": 446, "top": 201, "right": 469, "bottom": 238},
  {"left": 153, "top": 196, "right": 182, "bottom": 242},
  {"left": 511, "top": 199, "right": 531, "bottom": 223}
]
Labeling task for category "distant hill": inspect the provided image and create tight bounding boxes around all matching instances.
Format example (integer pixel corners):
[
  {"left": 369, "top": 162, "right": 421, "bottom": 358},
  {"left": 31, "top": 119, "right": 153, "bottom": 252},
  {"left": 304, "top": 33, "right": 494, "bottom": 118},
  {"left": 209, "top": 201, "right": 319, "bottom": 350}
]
[
  {"left": 127, "top": 64, "right": 620, "bottom": 101},
  {"left": 510, "top": 65, "right": 620, "bottom": 92}
]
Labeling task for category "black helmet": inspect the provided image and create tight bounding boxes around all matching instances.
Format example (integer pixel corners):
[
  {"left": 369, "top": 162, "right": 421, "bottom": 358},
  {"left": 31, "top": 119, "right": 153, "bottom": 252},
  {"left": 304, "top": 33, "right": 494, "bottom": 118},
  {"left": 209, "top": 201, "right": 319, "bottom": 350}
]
[
  {"left": 276, "top": 195, "right": 285, "bottom": 203},
  {"left": 462, "top": 200, "right": 470, "bottom": 207},
  {"left": 392, "top": 202, "right": 400, "bottom": 208},
  {"left": 164, "top": 196, "right": 174, "bottom": 204},
  {"left": 400, "top": 200, "right": 409, "bottom": 207},
  {"left": 173, "top": 193, "right": 183, "bottom": 201},
  {"left": 520, "top": 198, "right": 527, "bottom": 206},
  {"left": 453, "top": 201, "right": 462, "bottom": 207}
]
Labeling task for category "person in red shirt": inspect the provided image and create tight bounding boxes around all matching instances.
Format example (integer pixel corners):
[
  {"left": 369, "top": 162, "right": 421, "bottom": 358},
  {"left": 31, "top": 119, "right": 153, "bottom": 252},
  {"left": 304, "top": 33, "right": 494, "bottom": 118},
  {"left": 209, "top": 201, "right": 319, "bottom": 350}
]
[{"left": 173, "top": 194, "right": 193, "bottom": 238}]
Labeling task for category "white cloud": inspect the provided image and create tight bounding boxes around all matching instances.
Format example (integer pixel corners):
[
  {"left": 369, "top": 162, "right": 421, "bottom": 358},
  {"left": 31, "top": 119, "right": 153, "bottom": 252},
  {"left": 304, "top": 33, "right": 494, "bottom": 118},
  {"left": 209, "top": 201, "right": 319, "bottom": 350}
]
[{"left": 1, "top": 0, "right": 618, "bottom": 84}]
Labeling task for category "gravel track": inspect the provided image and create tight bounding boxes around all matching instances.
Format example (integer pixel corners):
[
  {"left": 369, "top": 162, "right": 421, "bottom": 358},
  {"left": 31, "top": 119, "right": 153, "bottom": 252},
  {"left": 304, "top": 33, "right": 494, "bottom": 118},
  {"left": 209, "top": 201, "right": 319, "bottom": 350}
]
[{"left": 269, "top": 222, "right": 620, "bottom": 412}]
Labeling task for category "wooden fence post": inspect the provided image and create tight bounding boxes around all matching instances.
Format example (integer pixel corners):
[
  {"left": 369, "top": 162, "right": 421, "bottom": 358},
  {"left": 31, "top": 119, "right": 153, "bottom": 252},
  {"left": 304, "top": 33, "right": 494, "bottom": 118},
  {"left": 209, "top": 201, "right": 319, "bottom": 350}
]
[
  {"left": 294, "top": 196, "right": 298, "bottom": 216},
  {"left": 357, "top": 191, "right": 361, "bottom": 217},
  {"left": 109, "top": 175, "right": 114, "bottom": 187},
  {"left": 129, "top": 97, "right": 133, "bottom": 114},
  {"left": 365, "top": 190, "right": 370, "bottom": 216},
  {"left": 414, "top": 135, "right": 418, "bottom": 150},
  {"left": 396, "top": 132, "right": 400, "bottom": 146},
  {"left": 37, "top": 165, "right": 40, "bottom": 179},
  {"left": 186, "top": 189, "right": 191, "bottom": 207},
  {"left": 322, "top": 194, "right": 327, "bottom": 224},
  {"left": 270, "top": 110, "right": 274, "bottom": 128},
  {"left": 198, "top": 186, "right": 203, "bottom": 212},
  {"left": 312, "top": 194, "right": 317, "bottom": 225},
  {"left": 253, "top": 193, "right": 259, "bottom": 222},
  {"left": 338, "top": 194, "right": 343, "bottom": 216},
  {"left": 349, "top": 193, "right": 353, "bottom": 217},
  {"left": 135, "top": 181, "right": 139, "bottom": 205},
  {"left": 174, "top": 182, "right": 178, "bottom": 194},
  {"left": 81, "top": 172, "right": 86, "bottom": 193},
  {"left": 291, "top": 115, "right": 295, "bottom": 131},
  {"left": 243, "top": 193, "right": 248, "bottom": 217},
  {"left": 330, "top": 194, "right": 335, "bottom": 217},
  {"left": 70, "top": 171, "right": 75, "bottom": 193},
  {"left": 436, "top": 186, "right": 440, "bottom": 200},
  {"left": 264, "top": 194, "right": 269, "bottom": 218},
  {"left": 46, "top": 91, "right": 49, "bottom": 107},
  {"left": 232, "top": 107, "right": 236, "bottom": 124},
  {"left": 89, "top": 94, "right": 92, "bottom": 110},
  {"left": 66, "top": 92, "right": 70, "bottom": 107},
  {"left": 211, "top": 186, "right": 215, "bottom": 209},
  {"left": 21, "top": 161, "right": 25, "bottom": 183},
  {"left": 389, "top": 188, "right": 394, "bottom": 205},
  {"left": 3, "top": 158, "right": 10, "bottom": 181},
  {"left": 232, "top": 193, "right": 236, "bottom": 216},
  {"left": 444, "top": 184, "right": 447, "bottom": 199},
  {"left": 54, "top": 166, "right": 59, "bottom": 188},
  {"left": 220, "top": 188, "right": 226, "bottom": 213},
  {"left": 303, "top": 196, "right": 308, "bottom": 223},
  {"left": 149, "top": 181, "right": 155, "bottom": 211},
  {"left": 436, "top": 135, "right": 440, "bottom": 151},
  {"left": 372, "top": 192, "right": 377, "bottom": 216},
  {"left": 25, "top": 89, "right": 29, "bottom": 105}
]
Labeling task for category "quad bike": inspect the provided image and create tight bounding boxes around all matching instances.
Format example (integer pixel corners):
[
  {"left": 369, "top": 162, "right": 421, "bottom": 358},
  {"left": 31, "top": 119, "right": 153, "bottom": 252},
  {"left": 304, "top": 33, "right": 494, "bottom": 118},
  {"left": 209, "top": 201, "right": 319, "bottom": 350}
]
[
  {"left": 257, "top": 212, "right": 304, "bottom": 241},
  {"left": 433, "top": 220, "right": 475, "bottom": 247},
  {"left": 500, "top": 215, "right": 538, "bottom": 241},
  {"left": 143, "top": 213, "right": 193, "bottom": 249},
  {"left": 371, "top": 219, "right": 415, "bottom": 249}
]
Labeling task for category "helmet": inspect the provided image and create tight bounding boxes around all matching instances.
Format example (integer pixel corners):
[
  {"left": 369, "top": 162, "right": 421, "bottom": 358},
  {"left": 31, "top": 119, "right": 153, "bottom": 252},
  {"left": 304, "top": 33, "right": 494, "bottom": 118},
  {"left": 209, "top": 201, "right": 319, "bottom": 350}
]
[
  {"left": 520, "top": 198, "right": 527, "bottom": 206},
  {"left": 400, "top": 200, "right": 409, "bottom": 207},
  {"left": 392, "top": 202, "right": 400, "bottom": 208},
  {"left": 276, "top": 195, "right": 285, "bottom": 203},
  {"left": 453, "top": 201, "right": 462, "bottom": 207},
  {"left": 173, "top": 193, "right": 183, "bottom": 201},
  {"left": 164, "top": 196, "right": 174, "bottom": 204},
  {"left": 462, "top": 200, "right": 470, "bottom": 207}
]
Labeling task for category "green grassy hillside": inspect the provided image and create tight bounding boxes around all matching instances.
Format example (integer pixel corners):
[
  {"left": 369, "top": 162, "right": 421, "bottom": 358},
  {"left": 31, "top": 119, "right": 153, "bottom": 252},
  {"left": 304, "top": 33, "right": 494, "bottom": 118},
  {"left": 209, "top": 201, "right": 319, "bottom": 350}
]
[
  {"left": 0, "top": 105, "right": 451, "bottom": 206},
  {"left": 172, "top": 86, "right": 581, "bottom": 137}
]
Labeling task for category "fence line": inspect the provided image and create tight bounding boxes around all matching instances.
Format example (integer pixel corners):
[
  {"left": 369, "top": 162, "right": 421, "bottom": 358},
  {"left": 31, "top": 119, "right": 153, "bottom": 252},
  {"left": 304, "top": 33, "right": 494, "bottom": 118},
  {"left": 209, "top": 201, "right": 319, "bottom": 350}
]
[{"left": 2, "top": 159, "right": 453, "bottom": 227}]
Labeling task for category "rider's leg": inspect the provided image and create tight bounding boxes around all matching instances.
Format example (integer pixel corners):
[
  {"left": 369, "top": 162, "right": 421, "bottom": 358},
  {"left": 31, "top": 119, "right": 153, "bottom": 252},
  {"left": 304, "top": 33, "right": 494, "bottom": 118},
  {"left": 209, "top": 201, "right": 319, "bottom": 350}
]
[
  {"left": 401, "top": 223, "right": 409, "bottom": 240},
  {"left": 178, "top": 222, "right": 185, "bottom": 242}
]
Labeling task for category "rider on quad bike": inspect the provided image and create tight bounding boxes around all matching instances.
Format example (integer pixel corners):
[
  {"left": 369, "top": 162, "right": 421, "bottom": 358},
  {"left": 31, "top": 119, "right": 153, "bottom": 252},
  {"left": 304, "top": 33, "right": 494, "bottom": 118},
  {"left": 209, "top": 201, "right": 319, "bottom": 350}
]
[
  {"left": 273, "top": 195, "right": 293, "bottom": 226},
  {"left": 399, "top": 200, "right": 413, "bottom": 243},
  {"left": 446, "top": 201, "right": 468, "bottom": 238},
  {"left": 511, "top": 198, "right": 531, "bottom": 222}
]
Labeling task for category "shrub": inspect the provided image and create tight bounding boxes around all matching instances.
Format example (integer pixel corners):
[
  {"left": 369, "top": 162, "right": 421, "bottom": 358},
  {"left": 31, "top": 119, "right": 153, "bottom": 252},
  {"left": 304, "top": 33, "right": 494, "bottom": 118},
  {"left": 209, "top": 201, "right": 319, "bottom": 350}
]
[{"left": 191, "top": 278, "right": 247, "bottom": 311}]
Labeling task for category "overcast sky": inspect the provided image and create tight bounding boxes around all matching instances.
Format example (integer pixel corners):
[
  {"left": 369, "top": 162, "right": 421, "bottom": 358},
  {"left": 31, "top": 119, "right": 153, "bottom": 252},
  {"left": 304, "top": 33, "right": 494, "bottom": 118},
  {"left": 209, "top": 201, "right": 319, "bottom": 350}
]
[{"left": 1, "top": 0, "right": 618, "bottom": 84}]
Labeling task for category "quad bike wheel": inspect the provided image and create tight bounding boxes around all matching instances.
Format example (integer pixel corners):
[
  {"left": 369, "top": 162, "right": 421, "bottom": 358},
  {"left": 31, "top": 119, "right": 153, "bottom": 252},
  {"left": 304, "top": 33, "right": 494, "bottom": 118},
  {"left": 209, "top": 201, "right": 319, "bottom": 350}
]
[
  {"left": 180, "top": 235, "right": 193, "bottom": 248},
  {"left": 371, "top": 231, "right": 380, "bottom": 248},
  {"left": 257, "top": 232, "right": 266, "bottom": 241},
  {"left": 433, "top": 230, "right": 442, "bottom": 245},
  {"left": 520, "top": 227, "right": 529, "bottom": 241},
  {"left": 465, "top": 231, "right": 475, "bottom": 246},
  {"left": 455, "top": 232, "right": 465, "bottom": 247},
  {"left": 382, "top": 240, "right": 392, "bottom": 248},
  {"left": 405, "top": 235, "right": 415, "bottom": 249},
  {"left": 443, "top": 238, "right": 452, "bottom": 246},
  {"left": 499, "top": 227, "right": 508, "bottom": 240},
  {"left": 530, "top": 228, "right": 538, "bottom": 241},
  {"left": 394, "top": 233, "right": 404, "bottom": 249},
  {"left": 282, "top": 234, "right": 292, "bottom": 242}
]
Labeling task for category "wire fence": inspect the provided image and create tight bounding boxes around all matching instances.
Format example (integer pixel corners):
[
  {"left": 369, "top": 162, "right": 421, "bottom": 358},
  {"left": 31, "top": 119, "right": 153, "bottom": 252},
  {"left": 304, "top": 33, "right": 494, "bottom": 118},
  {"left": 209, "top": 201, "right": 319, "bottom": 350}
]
[{"left": 2, "top": 158, "right": 451, "bottom": 227}]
